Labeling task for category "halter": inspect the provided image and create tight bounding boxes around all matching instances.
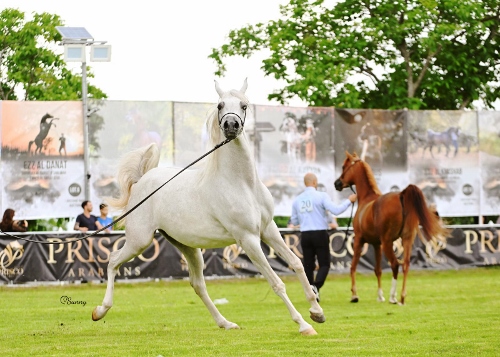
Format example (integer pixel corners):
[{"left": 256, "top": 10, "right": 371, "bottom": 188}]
[{"left": 217, "top": 99, "right": 247, "bottom": 130}]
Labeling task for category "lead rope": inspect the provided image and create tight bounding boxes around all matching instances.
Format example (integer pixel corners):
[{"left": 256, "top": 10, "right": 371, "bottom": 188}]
[
  {"left": 0, "top": 138, "right": 233, "bottom": 245},
  {"left": 333, "top": 185, "right": 357, "bottom": 254}
]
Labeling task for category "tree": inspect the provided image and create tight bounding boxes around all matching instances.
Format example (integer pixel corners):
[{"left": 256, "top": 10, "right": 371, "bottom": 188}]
[
  {"left": 210, "top": 0, "right": 500, "bottom": 110},
  {"left": 0, "top": 8, "right": 106, "bottom": 101}
]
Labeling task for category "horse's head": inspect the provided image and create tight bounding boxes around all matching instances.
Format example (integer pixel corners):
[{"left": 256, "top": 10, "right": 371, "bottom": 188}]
[
  {"left": 41, "top": 113, "right": 54, "bottom": 123},
  {"left": 334, "top": 151, "right": 362, "bottom": 191},
  {"left": 214, "top": 79, "right": 248, "bottom": 140}
]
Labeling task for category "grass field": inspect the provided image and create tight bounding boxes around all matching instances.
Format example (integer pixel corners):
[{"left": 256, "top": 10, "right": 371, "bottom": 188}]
[{"left": 1, "top": 268, "right": 499, "bottom": 356}]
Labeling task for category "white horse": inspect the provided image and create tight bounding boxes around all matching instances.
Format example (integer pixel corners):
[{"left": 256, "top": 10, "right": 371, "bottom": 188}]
[
  {"left": 279, "top": 115, "right": 302, "bottom": 163},
  {"left": 92, "top": 79, "right": 325, "bottom": 335}
]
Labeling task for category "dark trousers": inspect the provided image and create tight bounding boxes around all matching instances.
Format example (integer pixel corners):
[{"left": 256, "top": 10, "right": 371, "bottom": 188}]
[{"left": 300, "top": 230, "right": 330, "bottom": 290}]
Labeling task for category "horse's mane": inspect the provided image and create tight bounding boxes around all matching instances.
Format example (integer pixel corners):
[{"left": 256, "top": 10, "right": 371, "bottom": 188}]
[
  {"left": 198, "top": 89, "right": 250, "bottom": 183},
  {"left": 360, "top": 160, "right": 382, "bottom": 195}
]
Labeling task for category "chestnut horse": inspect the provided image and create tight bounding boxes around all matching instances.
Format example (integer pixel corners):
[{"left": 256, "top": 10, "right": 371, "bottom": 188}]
[{"left": 334, "top": 152, "right": 448, "bottom": 305}]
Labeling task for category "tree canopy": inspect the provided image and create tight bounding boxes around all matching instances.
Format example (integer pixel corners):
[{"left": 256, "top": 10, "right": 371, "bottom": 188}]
[
  {"left": 210, "top": 0, "right": 500, "bottom": 110},
  {"left": 0, "top": 8, "right": 106, "bottom": 101}
]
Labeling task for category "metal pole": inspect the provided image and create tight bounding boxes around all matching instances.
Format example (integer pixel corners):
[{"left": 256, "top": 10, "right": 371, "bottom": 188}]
[{"left": 82, "top": 60, "right": 90, "bottom": 200}]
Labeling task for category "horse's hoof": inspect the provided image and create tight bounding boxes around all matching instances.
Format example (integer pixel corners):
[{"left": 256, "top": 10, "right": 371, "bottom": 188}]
[
  {"left": 350, "top": 297, "right": 359, "bottom": 303},
  {"left": 222, "top": 322, "right": 240, "bottom": 330},
  {"left": 300, "top": 327, "right": 318, "bottom": 336},
  {"left": 92, "top": 308, "right": 102, "bottom": 321},
  {"left": 92, "top": 306, "right": 108, "bottom": 321},
  {"left": 377, "top": 296, "right": 386, "bottom": 302},
  {"left": 310, "top": 312, "right": 326, "bottom": 323},
  {"left": 389, "top": 299, "right": 398, "bottom": 304}
]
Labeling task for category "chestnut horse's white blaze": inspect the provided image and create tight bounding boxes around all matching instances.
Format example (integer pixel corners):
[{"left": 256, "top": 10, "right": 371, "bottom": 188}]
[{"left": 92, "top": 79, "right": 325, "bottom": 335}]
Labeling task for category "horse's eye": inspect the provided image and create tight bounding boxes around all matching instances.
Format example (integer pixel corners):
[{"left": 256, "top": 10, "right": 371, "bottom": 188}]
[
  {"left": 240, "top": 102, "right": 247, "bottom": 111},
  {"left": 217, "top": 102, "right": 225, "bottom": 111}
]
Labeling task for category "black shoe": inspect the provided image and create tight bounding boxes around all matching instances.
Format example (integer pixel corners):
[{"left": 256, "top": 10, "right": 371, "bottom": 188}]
[{"left": 311, "top": 285, "right": 320, "bottom": 303}]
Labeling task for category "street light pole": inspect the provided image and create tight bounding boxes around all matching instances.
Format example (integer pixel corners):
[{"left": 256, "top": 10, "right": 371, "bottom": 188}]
[
  {"left": 82, "top": 60, "right": 90, "bottom": 200},
  {"left": 56, "top": 26, "right": 111, "bottom": 202}
]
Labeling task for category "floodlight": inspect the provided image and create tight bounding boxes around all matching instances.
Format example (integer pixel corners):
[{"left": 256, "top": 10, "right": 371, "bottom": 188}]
[
  {"left": 64, "top": 44, "right": 86, "bottom": 62},
  {"left": 90, "top": 45, "right": 112, "bottom": 62}
]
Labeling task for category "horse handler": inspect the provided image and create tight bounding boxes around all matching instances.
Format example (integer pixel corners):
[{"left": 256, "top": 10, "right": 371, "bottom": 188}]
[{"left": 289, "top": 173, "right": 356, "bottom": 302}]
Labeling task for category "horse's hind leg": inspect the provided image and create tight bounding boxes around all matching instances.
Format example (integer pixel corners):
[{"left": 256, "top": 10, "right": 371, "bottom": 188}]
[
  {"left": 382, "top": 238, "right": 400, "bottom": 304},
  {"left": 92, "top": 240, "right": 147, "bottom": 321},
  {"left": 261, "top": 223, "right": 324, "bottom": 324},
  {"left": 239, "top": 231, "right": 317, "bottom": 335},
  {"left": 400, "top": 230, "right": 417, "bottom": 305},
  {"left": 374, "top": 243, "right": 385, "bottom": 302},
  {"left": 164, "top": 236, "right": 239, "bottom": 330}
]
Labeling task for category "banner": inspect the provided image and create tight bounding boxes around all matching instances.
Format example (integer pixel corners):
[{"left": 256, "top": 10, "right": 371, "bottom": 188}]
[
  {"left": 333, "top": 109, "right": 408, "bottom": 216},
  {"left": 255, "top": 106, "right": 336, "bottom": 216},
  {"left": 478, "top": 111, "right": 500, "bottom": 216},
  {"left": 0, "top": 101, "right": 85, "bottom": 219},
  {"left": 88, "top": 100, "right": 173, "bottom": 212},
  {"left": 1, "top": 226, "right": 498, "bottom": 283},
  {"left": 408, "top": 110, "right": 480, "bottom": 216}
]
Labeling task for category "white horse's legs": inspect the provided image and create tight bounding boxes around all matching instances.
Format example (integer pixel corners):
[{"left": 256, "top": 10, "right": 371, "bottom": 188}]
[
  {"left": 166, "top": 237, "right": 239, "bottom": 330},
  {"left": 92, "top": 241, "right": 145, "bottom": 321},
  {"left": 237, "top": 233, "right": 317, "bottom": 335},
  {"left": 261, "top": 223, "right": 325, "bottom": 324}
]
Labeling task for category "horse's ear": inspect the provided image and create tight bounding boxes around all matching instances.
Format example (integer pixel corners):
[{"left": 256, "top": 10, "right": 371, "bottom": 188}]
[
  {"left": 345, "top": 151, "right": 353, "bottom": 160},
  {"left": 240, "top": 78, "right": 248, "bottom": 94},
  {"left": 214, "top": 80, "right": 224, "bottom": 97}
]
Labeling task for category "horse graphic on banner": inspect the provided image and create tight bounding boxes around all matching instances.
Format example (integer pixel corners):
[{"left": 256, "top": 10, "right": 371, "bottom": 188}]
[{"left": 28, "top": 113, "right": 58, "bottom": 155}]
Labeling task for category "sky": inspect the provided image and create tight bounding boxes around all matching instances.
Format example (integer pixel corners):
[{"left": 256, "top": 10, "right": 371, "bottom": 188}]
[{"left": 4, "top": 0, "right": 307, "bottom": 107}]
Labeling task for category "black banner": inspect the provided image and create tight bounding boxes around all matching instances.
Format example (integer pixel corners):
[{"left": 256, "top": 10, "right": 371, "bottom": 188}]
[{"left": 1, "top": 226, "right": 498, "bottom": 283}]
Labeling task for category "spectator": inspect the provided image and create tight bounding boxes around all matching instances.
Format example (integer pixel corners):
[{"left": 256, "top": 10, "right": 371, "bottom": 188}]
[
  {"left": 97, "top": 203, "right": 113, "bottom": 233},
  {"left": 290, "top": 173, "right": 356, "bottom": 302},
  {"left": 74, "top": 201, "right": 102, "bottom": 232},
  {"left": 0, "top": 208, "right": 28, "bottom": 232}
]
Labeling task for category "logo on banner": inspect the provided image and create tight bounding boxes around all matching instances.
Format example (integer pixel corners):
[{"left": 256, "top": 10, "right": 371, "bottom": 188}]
[
  {"left": 0, "top": 241, "right": 24, "bottom": 276},
  {"left": 462, "top": 184, "right": 473, "bottom": 196},
  {"left": 68, "top": 183, "right": 82, "bottom": 197},
  {"left": 222, "top": 244, "right": 248, "bottom": 269}
]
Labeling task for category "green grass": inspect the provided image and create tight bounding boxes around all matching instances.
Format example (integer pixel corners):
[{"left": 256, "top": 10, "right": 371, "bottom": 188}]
[{"left": 1, "top": 268, "right": 499, "bottom": 356}]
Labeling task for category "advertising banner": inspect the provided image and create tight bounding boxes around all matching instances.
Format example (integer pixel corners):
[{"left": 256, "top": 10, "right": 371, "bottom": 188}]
[
  {"left": 255, "top": 106, "right": 336, "bottom": 216},
  {"left": 478, "top": 111, "right": 500, "bottom": 216},
  {"left": 88, "top": 100, "right": 173, "bottom": 211},
  {"left": 2, "top": 226, "right": 497, "bottom": 284},
  {"left": 333, "top": 109, "right": 408, "bottom": 216},
  {"left": 407, "top": 110, "right": 480, "bottom": 216},
  {"left": 0, "top": 101, "right": 85, "bottom": 219}
]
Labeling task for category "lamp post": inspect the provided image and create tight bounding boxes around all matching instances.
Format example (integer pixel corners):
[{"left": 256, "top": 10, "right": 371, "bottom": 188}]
[{"left": 56, "top": 27, "right": 111, "bottom": 200}]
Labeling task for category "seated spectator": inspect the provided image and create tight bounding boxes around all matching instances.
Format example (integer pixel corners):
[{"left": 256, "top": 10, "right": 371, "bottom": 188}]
[
  {"left": 97, "top": 203, "right": 113, "bottom": 233},
  {"left": 0, "top": 208, "right": 28, "bottom": 232},
  {"left": 74, "top": 200, "right": 103, "bottom": 232}
]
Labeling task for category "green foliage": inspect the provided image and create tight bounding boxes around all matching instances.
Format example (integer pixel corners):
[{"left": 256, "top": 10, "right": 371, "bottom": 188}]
[
  {"left": 26, "top": 218, "right": 70, "bottom": 231},
  {"left": 0, "top": 8, "right": 106, "bottom": 101},
  {"left": 211, "top": 0, "right": 500, "bottom": 109},
  {"left": 273, "top": 216, "right": 290, "bottom": 228},
  {"left": 0, "top": 269, "right": 499, "bottom": 355}
]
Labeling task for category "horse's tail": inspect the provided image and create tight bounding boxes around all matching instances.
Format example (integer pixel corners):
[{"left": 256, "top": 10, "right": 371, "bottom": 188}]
[
  {"left": 108, "top": 143, "right": 160, "bottom": 211},
  {"left": 400, "top": 184, "right": 449, "bottom": 242}
]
